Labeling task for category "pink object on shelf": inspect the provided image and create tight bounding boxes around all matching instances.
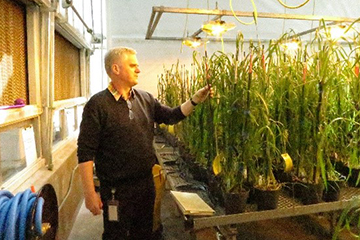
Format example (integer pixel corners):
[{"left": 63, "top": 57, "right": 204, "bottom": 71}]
[
  {"left": 14, "top": 98, "right": 26, "bottom": 105},
  {"left": 0, "top": 98, "right": 26, "bottom": 110}
]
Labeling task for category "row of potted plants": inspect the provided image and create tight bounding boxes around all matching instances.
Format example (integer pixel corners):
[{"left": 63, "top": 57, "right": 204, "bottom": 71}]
[{"left": 157, "top": 19, "right": 360, "bottom": 211}]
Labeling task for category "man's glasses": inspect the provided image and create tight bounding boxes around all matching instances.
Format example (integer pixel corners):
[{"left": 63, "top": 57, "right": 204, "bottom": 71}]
[{"left": 126, "top": 99, "right": 134, "bottom": 120}]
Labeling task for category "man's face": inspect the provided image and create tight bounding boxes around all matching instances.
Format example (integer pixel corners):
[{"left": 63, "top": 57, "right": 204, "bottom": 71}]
[{"left": 115, "top": 53, "right": 140, "bottom": 87}]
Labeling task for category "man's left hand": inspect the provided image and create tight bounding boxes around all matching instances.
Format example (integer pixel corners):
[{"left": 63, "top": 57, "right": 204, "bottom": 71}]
[{"left": 192, "top": 85, "right": 214, "bottom": 104}]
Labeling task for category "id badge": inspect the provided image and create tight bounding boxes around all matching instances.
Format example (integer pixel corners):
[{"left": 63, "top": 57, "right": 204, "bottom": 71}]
[{"left": 107, "top": 199, "right": 119, "bottom": 222}]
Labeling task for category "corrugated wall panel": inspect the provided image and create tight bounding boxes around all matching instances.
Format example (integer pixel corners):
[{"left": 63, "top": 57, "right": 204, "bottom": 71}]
[
  {"left": 0, "top": 0, "right": 28, "bottom": 106},
  {"left": 54, "top": 32, "right": 81, "bottom": 101}
]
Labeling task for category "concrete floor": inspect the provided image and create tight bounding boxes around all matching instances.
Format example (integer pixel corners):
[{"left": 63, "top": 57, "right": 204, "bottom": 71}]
[
  {"left": 67, "top": 199, "right": 102, "bottom": 240},
  {"left": 68, "top": 189, "right": 191, "bottom": 240},
  {"left": 68, "top": 189, "right": 356, "bottom": 240}
]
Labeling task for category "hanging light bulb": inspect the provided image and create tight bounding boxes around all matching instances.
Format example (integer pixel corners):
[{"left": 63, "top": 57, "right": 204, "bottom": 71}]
[
  {"left": 321, "top": 24, "right": 355, "bottom": 40},
  {"left": 201, "top": 20, "right": 236, "bottom": 36},
  {"left": 280, "top": 39, "right": 301, "bottom": 57},
  {"left": 281, "top": 39, "right": 300, "bottom": 51},
  {"left": 329, "top": 24, "right": 347, "bottom": 39},
  {"left": 329, "top": 24, "right": 356, "bottom": 39},
  {"left": 182, "top": 37, "right": 208, "bottom": 48}
]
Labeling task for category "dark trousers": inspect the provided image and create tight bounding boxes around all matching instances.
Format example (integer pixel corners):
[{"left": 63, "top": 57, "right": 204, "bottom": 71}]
[{"left": 100, "top": 175, "right": 155, "bottom": 240}]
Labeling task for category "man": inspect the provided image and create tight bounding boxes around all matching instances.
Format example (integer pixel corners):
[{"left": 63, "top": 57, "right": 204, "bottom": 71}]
[{"left": 77, "top": 47, "right": 213, "bottom": 240}]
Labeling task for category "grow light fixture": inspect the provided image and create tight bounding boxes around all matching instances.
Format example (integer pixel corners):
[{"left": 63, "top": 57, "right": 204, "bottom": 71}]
[
  {"left": 201, "top": 20, "right": 236, "bottom": 36},
  {"left": 329, "top": 24, "right": 346, "bottom": 39},
  {"left": 317, "top": 23, "right": 356, "bottom": 41},
  {"left": 182, "top": 37, "right": 208, "bottom": 48},
  {"left": 328, "top": 24, "right": 355, "bottom": 40},
  {"left": 281, "top": 39, "right": 300, "bottom": 51}
]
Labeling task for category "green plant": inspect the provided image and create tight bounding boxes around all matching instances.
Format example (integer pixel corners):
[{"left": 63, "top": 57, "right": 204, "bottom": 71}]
[
  {"left": 332, "top": 197, "right": 360, "bottom": 239},
  {"left": 157, "top": 17, "right": 360, "bottom": 194}
]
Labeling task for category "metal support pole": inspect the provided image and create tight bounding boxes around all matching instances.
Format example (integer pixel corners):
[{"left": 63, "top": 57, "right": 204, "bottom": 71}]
[{"left": 145, "top": 6, "right": 358, "bottom": 40}]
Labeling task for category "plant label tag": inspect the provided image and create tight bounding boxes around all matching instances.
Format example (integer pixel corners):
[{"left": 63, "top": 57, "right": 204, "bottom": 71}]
[{"left": 108, "top": 200, "right": 119, "bottom": 221}]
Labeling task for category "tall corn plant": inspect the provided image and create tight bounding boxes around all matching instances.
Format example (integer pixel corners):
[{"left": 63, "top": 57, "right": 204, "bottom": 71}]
[
  {"left": 157, "top": 62, "right": 184, "bottom": 107},
  {"left": 267, "top": 37, "right": 291, "bottom": 156},
  {"left": 157, "top": 18, "right": 360, "bottom": 190},
  {"left": 249, "top": 40, "right": 287, "bottom": 189},
  {"left": 312, "top": 20, "right": 360, "bottom": 184},
  {"left": 345, "top": 49, "right": 360, "bottom": 171},
  {"left": 157, "top": 62, "right": 189, "bottom": 140},
  {"left": 216, "top": 33, "right": 252, "bottom": 192}
]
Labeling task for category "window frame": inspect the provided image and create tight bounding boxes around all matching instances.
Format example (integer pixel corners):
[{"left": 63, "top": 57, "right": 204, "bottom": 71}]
[
  {"left": 0, "top": 0, "right": 91, "bottom": 189},
  {"left": 51, "top": 17, "right": 90, "bottom": 147},
  {"left": 0, "top": 1, "right": 43, "bottom": 189},
  {"left": 52, "top": 97, "right": 87, "bottom": 150}
]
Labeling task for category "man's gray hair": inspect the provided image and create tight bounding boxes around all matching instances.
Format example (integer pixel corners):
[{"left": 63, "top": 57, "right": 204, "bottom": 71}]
[{"left": 104, "top": 47, "right": 137, "bottom": 76}]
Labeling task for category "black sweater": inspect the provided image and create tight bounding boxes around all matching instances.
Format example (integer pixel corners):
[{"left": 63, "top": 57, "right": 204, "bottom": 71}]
[{"left": 77, "top": 88, "right": 185, "bottom": 182}]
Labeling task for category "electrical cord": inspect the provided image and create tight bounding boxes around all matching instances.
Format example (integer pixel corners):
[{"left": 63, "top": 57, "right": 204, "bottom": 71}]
[
  {"left": 58, "top": 165, "right": 79, "bottom": 210},
  {"left": 0, "top": 188, "right": 44, "bottom": 240},
  {"left": 276, "top": 0, "right": 311, "bottom": 9},
  {"left": 305, "top": 0, "right": 317, "bottom": 41},
  {"left": 180, "top": 0, "right": 190, "bottom": 53},
  {"left": 229, "top": 0, "right": 258, "bottom": 25}
]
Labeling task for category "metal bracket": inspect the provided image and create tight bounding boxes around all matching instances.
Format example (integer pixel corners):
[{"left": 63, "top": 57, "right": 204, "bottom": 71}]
[
  {"left": 62, "top": 0, "right": 72, "bottom": 8},
  {"left": 91, "top": 33, "right": 106, "bottom": 44},
  {"left": 145, "top": 6, "right": 358, "bottom": 41}
]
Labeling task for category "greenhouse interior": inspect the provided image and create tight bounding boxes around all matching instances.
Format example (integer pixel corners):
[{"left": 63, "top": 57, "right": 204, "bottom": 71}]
[{"left": 1, "top": 0, "right": 360, "bottom": 239}]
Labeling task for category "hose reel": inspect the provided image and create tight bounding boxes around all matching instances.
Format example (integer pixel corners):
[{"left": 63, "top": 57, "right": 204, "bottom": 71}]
[{"left": 0, "top": 184, "right": 58, "bottom": 240}]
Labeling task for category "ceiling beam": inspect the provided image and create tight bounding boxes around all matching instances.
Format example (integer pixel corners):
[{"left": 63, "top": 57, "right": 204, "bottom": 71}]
[
  {"left": 145, "top": 10, "right": 163, "bottom": 39},
  {"left": 152, "top": 6, "right": 357, "bottom": 22},
  {"left": 145, "top": 6, "right": 358, "bottom": 40}
]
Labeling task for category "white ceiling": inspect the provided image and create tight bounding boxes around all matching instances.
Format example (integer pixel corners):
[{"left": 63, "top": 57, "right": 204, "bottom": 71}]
[
  {"left": 103, "top": 0, "right": 360, "bottom": 96},
  {"left": 107, "top": 0, "right": 360, "bottom": 43}
]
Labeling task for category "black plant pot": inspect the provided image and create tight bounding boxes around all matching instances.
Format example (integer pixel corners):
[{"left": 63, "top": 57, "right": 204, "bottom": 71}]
[
  {"left": 254, "top": 186, "right": 281, "bottom": 211},
  {"left": 334, "top": 161, "right": 349, "bottom": 176},
  {"left": 335, "top": 162, "right": 360, "bottom": 187},
  {"left": 323, "top": 180, "right": 344, "bottom": 202},
  {"left": 293, "top": 182, "right": 324, "bottom": 205},
  {"left": 207, "top": 174, "right": 224, "bottom": 206},
  {"left": 244, "top": 183, "right": 256, "bottom": 204},
  {"left": 224, "top": 189, "right": 250, "bottom": 214},
  {"left": 191, "top": 163, "right": 208, "bottom": 183},
  {"left": 273, "top": 170, "right": 293, "bottom": 183},
  {"left": 347, "top": 168, "right": 360, "bottom": 187}
]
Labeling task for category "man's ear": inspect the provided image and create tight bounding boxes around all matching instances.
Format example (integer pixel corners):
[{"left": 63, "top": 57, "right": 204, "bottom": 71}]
[{"left": 112, "top": 64, "right": 120, "bottom": 75}]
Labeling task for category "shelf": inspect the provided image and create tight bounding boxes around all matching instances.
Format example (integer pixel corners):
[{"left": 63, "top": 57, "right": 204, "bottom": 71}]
[
  {"left": 194, "top": 188, "right": 360, "bottom": 230},
  {"left": 153, "top": 135, "right": 360, "bottom": 231}
]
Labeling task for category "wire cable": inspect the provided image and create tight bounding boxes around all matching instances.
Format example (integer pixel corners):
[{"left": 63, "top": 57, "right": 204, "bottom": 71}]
[
  {"left": 90, "top": 0, "right": 95, "bottom": 33},
  {"left": 309, "top": 0, "right": 316, "bottom": 41},
  {"left": 180, "top": 0, "right": 190, "bottom": 53},
  {"left": 229, "top": 0, "right": 258, "bottom": 25},
  {"left": 276, "top": 0, "right": 311, "bottom": 9},
  {"left": 282, "top": 0, "right": 287, "bottom": 34},
  {"left": 59, "top": 165, "right": 79, "bottom": 210}
]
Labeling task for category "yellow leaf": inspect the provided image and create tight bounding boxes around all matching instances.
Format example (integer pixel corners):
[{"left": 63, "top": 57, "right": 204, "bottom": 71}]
[
  {"left": 212, "top": 153, "right": 223, "bottom": 176},
  {"left": 281, "top": 153, "right": 293, "bottom": 173},
  {"left": 168, "top": 125, "right": 175, "bottom": 135}
]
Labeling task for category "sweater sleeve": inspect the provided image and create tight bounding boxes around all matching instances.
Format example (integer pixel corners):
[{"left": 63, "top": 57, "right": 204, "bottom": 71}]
[
  {"left": 154, "top": 98, "right": 186, "bottom": 125},
  {"left": 77, "top": 97, "right": 102, "bottom": 163}
]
